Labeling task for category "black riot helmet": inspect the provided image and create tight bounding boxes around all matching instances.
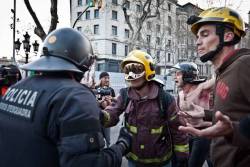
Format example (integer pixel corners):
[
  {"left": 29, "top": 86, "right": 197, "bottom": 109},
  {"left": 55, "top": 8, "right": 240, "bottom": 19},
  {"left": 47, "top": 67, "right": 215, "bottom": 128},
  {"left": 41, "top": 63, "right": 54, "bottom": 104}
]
[
  {"left": 21, "top": 28, "right": 96, "bottom": 74},
  {"left": 172, "top": 62, "right": 206, "bottom": 84}
]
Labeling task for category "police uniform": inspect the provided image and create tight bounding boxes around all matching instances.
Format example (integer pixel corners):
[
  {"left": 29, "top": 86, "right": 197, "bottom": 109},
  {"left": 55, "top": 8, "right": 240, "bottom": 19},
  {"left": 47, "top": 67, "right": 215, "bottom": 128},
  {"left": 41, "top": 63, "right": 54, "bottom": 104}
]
[{"left": 0, "top": 28, "right": 130, "bottom": 167}]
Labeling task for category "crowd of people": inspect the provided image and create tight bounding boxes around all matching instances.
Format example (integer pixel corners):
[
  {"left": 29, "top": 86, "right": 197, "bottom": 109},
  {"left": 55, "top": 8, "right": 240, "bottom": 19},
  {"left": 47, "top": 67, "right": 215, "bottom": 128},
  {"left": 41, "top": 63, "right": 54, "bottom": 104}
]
[{"left": 0, "top": 6, "right": 250, "bottom": 167}]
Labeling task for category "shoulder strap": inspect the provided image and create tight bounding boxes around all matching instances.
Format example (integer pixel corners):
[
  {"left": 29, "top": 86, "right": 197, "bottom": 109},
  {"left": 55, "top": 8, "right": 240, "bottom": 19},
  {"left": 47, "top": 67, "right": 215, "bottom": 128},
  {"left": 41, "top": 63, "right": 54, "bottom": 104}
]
[
  {"left": 157, "top": 86, "right": 174, "bottom": 118},
  {"left": 119, "top": 87, "right": 130, "bottom": 127},
  {"left": 119, "top": 87, "right": 130, "bottom": 111}
]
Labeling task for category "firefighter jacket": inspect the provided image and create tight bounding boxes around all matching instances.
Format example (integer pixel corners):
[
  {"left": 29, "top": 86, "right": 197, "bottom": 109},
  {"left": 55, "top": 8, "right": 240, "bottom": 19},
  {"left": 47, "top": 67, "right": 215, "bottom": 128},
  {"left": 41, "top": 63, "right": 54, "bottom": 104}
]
[
  {"left": 103, "top": 81, "right": 189, "bottom": 166},
  {"left": 211, "top": 48, "right": 250, "bottom": 167},
  {"left": 0, "top": 73, "right": 125, "bottom": 167}
]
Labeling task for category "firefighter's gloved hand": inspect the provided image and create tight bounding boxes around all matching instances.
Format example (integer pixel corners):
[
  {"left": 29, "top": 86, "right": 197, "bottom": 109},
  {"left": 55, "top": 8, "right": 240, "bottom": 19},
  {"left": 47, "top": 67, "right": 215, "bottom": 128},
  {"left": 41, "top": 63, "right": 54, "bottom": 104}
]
[
  {"left": 116, "top": 127, "right": 132, "bottom": 155},
  {"left": 175, "top": 157, "right": 188, "bottom": 167},
  {"left": 99, "top": 110, "right": 110, "bottom": 126}
]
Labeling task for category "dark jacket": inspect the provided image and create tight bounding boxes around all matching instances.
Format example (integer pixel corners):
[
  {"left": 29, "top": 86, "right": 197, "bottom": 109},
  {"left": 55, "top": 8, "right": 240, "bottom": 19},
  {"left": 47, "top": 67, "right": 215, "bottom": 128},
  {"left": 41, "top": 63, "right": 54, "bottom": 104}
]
[
  {"left": 104, "top": 81, "right": 189, "bottom": 166},
  {"left": 0, "top": 74, "right": 124, "bottom": 167},
  {"left": 211, "top": 48, "right": 250, "bottom": 167}
]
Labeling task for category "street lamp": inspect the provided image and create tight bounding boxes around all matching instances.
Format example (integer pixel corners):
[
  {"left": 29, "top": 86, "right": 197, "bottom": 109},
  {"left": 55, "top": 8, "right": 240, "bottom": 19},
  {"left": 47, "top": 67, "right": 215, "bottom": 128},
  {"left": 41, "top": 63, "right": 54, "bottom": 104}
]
[
  {"left": 14, "top": 32, "right": 39, "bottom": 64},
  {"left": 72, "top": 0, "right": 103, "bottom": 28}
]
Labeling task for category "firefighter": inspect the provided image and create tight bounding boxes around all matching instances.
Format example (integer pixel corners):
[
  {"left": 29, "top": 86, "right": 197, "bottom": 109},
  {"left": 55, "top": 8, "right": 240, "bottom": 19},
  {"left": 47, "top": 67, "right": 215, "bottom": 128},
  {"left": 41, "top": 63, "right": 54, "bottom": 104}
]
[
  {"left": 101, "top": 50, "right": 189, "bottom": 167},
  {"left": 179, "top": 7, "right": 250, "bottom": 167}
]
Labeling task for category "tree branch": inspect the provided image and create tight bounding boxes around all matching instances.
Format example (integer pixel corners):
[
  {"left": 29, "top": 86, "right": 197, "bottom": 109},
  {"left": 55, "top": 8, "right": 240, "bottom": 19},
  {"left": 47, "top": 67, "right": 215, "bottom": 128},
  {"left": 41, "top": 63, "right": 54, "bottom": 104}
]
[
  {"left": 48, "top": 0, "right": 58, "bottom": 34},
  {"left": 24, "top": 0, "right": 46, "bottom": 40},
  {"left": 122, "top": 1, "right": 134, "bottom": 33}
]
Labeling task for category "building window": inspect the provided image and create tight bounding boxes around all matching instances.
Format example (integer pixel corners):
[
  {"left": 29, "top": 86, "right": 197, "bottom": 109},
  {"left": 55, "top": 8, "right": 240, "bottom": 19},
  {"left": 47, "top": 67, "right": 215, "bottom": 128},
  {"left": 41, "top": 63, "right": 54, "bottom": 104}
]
[
  {"left": 137, "top": 33, "right": 141, "bottom": 41},
  {"left": 156, "top": 37, "right": 160, "bottom": 45},
  {"left": 125, "top": 29, "right": 129, "bottom": 38},
  {"left": 168, "top": 27, "right": 171, "bottom": 35},
  {"left": 112, "top": 10, "right": 118, "bottom": 20},
  {"left": 147, "top": 49, "right": 151, "bottom": 54},
  {"left": 77, "top": 26, "right": 82, "bottom": 32},
  {"left": 86, "top": 10, "right": 90, "bottom": 20},
  {"left": 125, "top": 45, "right": 128, "bottom": 56},
  {"left": 124, "top": 0, "right": 130, "bottom": 9},
  {"left": 167, "top": 53, "right": 171, "bottom": 62},
  {"left": 94, "top": 9, "right": 99, "bottom": 18},
  {"left": 136, "top": 18, "right": 140, "bottom": 24},
  {"left": 198, "top": 65, "right": 203, "bottom": 75},
  {"left": 168, "top": 3, "right": 171, "bottom": 11},
  {"left": 94, "top": 24, "right": 99, "bottom": 34},
  {"left": 156, "top": 24, "right": 161, "bottom": 32},
  {"left": 112, "top": 26, "right": 117, "bottom": 36},
  {"left": 108, "top": 61, "right": 120, "bottom": 72},
  {"left": 157, "top": 13, "right": 160, "bottom": 20},
  {"left": 167, "top": 40, "right": 171, "bottom": 47},
  {"left": 206, "top": 64, "right": 210, "bottom": 75},
  {"left": 168, "top": 16, "right": 172, "bottom": 26},
  {"left": 156, "top": 50, "right": 160, "bottom": 59},
  {"left": 147, "top": 21, "right": 152, "bottom": 30},
  {"left": 78, "top": 0, "right": 82, "bottom": 6},
  {"left": 112, "top": 43, "right": 117, "bottom": 55},
  {"left": 86, "top": 0, "right": 92, "bottom": 5},
  {"left": 112, "top": 0, "right": 118, "bottom": 5},
  {"left": 146, "top": 35, "right": 151, "bottom": 43},
  {"left": 136, "top": 4, "right": 141, "bottom": 12},
  {"left": 97, "top": 63, "right": 105, "bottom": 71},
  {"left": 77, "top": 12, "right": 82, "bottom": 20},
  {"left": 125, "top": 15, "right": 130, "bottom": 21}
]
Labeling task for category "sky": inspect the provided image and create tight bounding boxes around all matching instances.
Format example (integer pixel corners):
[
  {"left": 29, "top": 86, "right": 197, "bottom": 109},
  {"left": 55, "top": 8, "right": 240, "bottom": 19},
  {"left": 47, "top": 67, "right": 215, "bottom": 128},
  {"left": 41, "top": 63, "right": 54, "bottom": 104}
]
[
  {"left": 0, "top": 0, "right": 249, "bottom": 59},
  {"left": 0, "top": 0, "right": 70, "bottom": 60}
]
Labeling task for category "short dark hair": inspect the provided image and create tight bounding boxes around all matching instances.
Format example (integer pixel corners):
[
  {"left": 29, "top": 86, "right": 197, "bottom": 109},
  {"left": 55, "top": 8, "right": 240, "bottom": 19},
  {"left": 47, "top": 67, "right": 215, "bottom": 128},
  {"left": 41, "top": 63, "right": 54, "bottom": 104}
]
[{"left": 99, "top": 72, "right": 109, "bottom": 79}]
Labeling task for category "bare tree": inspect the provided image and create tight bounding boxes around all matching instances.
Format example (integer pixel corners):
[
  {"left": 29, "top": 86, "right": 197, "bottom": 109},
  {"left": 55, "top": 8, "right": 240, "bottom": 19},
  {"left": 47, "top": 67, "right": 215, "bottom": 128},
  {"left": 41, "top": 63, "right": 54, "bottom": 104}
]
[
  {"left": 205, "top": 0, "right": 243, "bottom": 9},
  {"left": 122, "top": 0, "right": 165, "bottom": 51},
  {"left": 24, "top": 0, "right": 58, "bottom": 41}
]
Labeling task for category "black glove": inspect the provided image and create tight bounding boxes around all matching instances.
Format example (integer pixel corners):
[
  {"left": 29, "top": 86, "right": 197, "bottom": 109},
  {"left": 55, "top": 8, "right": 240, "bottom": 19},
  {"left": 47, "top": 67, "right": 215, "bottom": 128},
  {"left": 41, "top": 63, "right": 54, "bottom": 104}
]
[{"left": 116, "top": 127, "right": 132, "bottom": 155}]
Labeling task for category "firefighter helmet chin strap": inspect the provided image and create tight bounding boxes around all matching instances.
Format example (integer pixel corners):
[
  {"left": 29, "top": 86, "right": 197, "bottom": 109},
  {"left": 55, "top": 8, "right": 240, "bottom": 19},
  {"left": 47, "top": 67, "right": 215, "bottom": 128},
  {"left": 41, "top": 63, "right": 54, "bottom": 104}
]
[
  {"left": 200, "top": 43, "right": 224, "bottom": 62},
  {"left": 200, "top": 24, "right": 225, "bottom": 62},
  {"left": 200, "top": 24, "right": 238, "bottom": 63}
]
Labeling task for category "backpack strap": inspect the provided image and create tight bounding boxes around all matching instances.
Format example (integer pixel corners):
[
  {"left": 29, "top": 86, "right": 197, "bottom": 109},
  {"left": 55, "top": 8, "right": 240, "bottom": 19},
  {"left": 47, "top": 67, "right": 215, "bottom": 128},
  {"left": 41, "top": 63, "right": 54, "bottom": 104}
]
[
  {"left": 157, "top": 85, "right": 174, "bottom": 118},
  {"left": 119, "top": 87, "right": 130, "bottom": 111},
  {"left": 157, "top": 85, "right": 175, "bottom": 154},
  {"left": 119, "top": 87, "right": 130, "bottom": 126}
]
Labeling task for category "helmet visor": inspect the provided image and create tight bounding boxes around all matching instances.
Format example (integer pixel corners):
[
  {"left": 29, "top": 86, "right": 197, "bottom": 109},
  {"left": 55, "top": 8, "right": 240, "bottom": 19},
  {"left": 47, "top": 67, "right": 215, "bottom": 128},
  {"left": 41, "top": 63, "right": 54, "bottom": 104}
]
[
  {"left": 125, "top": 71, "right": 145, "bottom": 81},
  {"left": 123, "top": 63, "right": 145, "bottom": 81}
]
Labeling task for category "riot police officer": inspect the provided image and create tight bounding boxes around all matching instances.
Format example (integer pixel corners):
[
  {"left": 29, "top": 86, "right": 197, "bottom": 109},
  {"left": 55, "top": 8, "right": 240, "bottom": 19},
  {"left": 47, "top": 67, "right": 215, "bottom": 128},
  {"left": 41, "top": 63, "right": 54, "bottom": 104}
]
[{"left": 0, "top": 28, "right": 131, "bottom": 167}]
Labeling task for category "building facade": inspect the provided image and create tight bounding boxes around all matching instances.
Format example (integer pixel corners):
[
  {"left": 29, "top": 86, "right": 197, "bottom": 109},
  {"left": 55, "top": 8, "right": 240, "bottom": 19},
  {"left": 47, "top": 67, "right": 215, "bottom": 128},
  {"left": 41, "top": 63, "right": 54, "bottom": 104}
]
[
  {"left": 176, "top": 3, "right": 213, "bottom": 78},
  {"left": 70, "top": 0, "right": 179, "bottom": 74},
  {"left": 70, "top": 0, "right": 249, "bottom": 79}
]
